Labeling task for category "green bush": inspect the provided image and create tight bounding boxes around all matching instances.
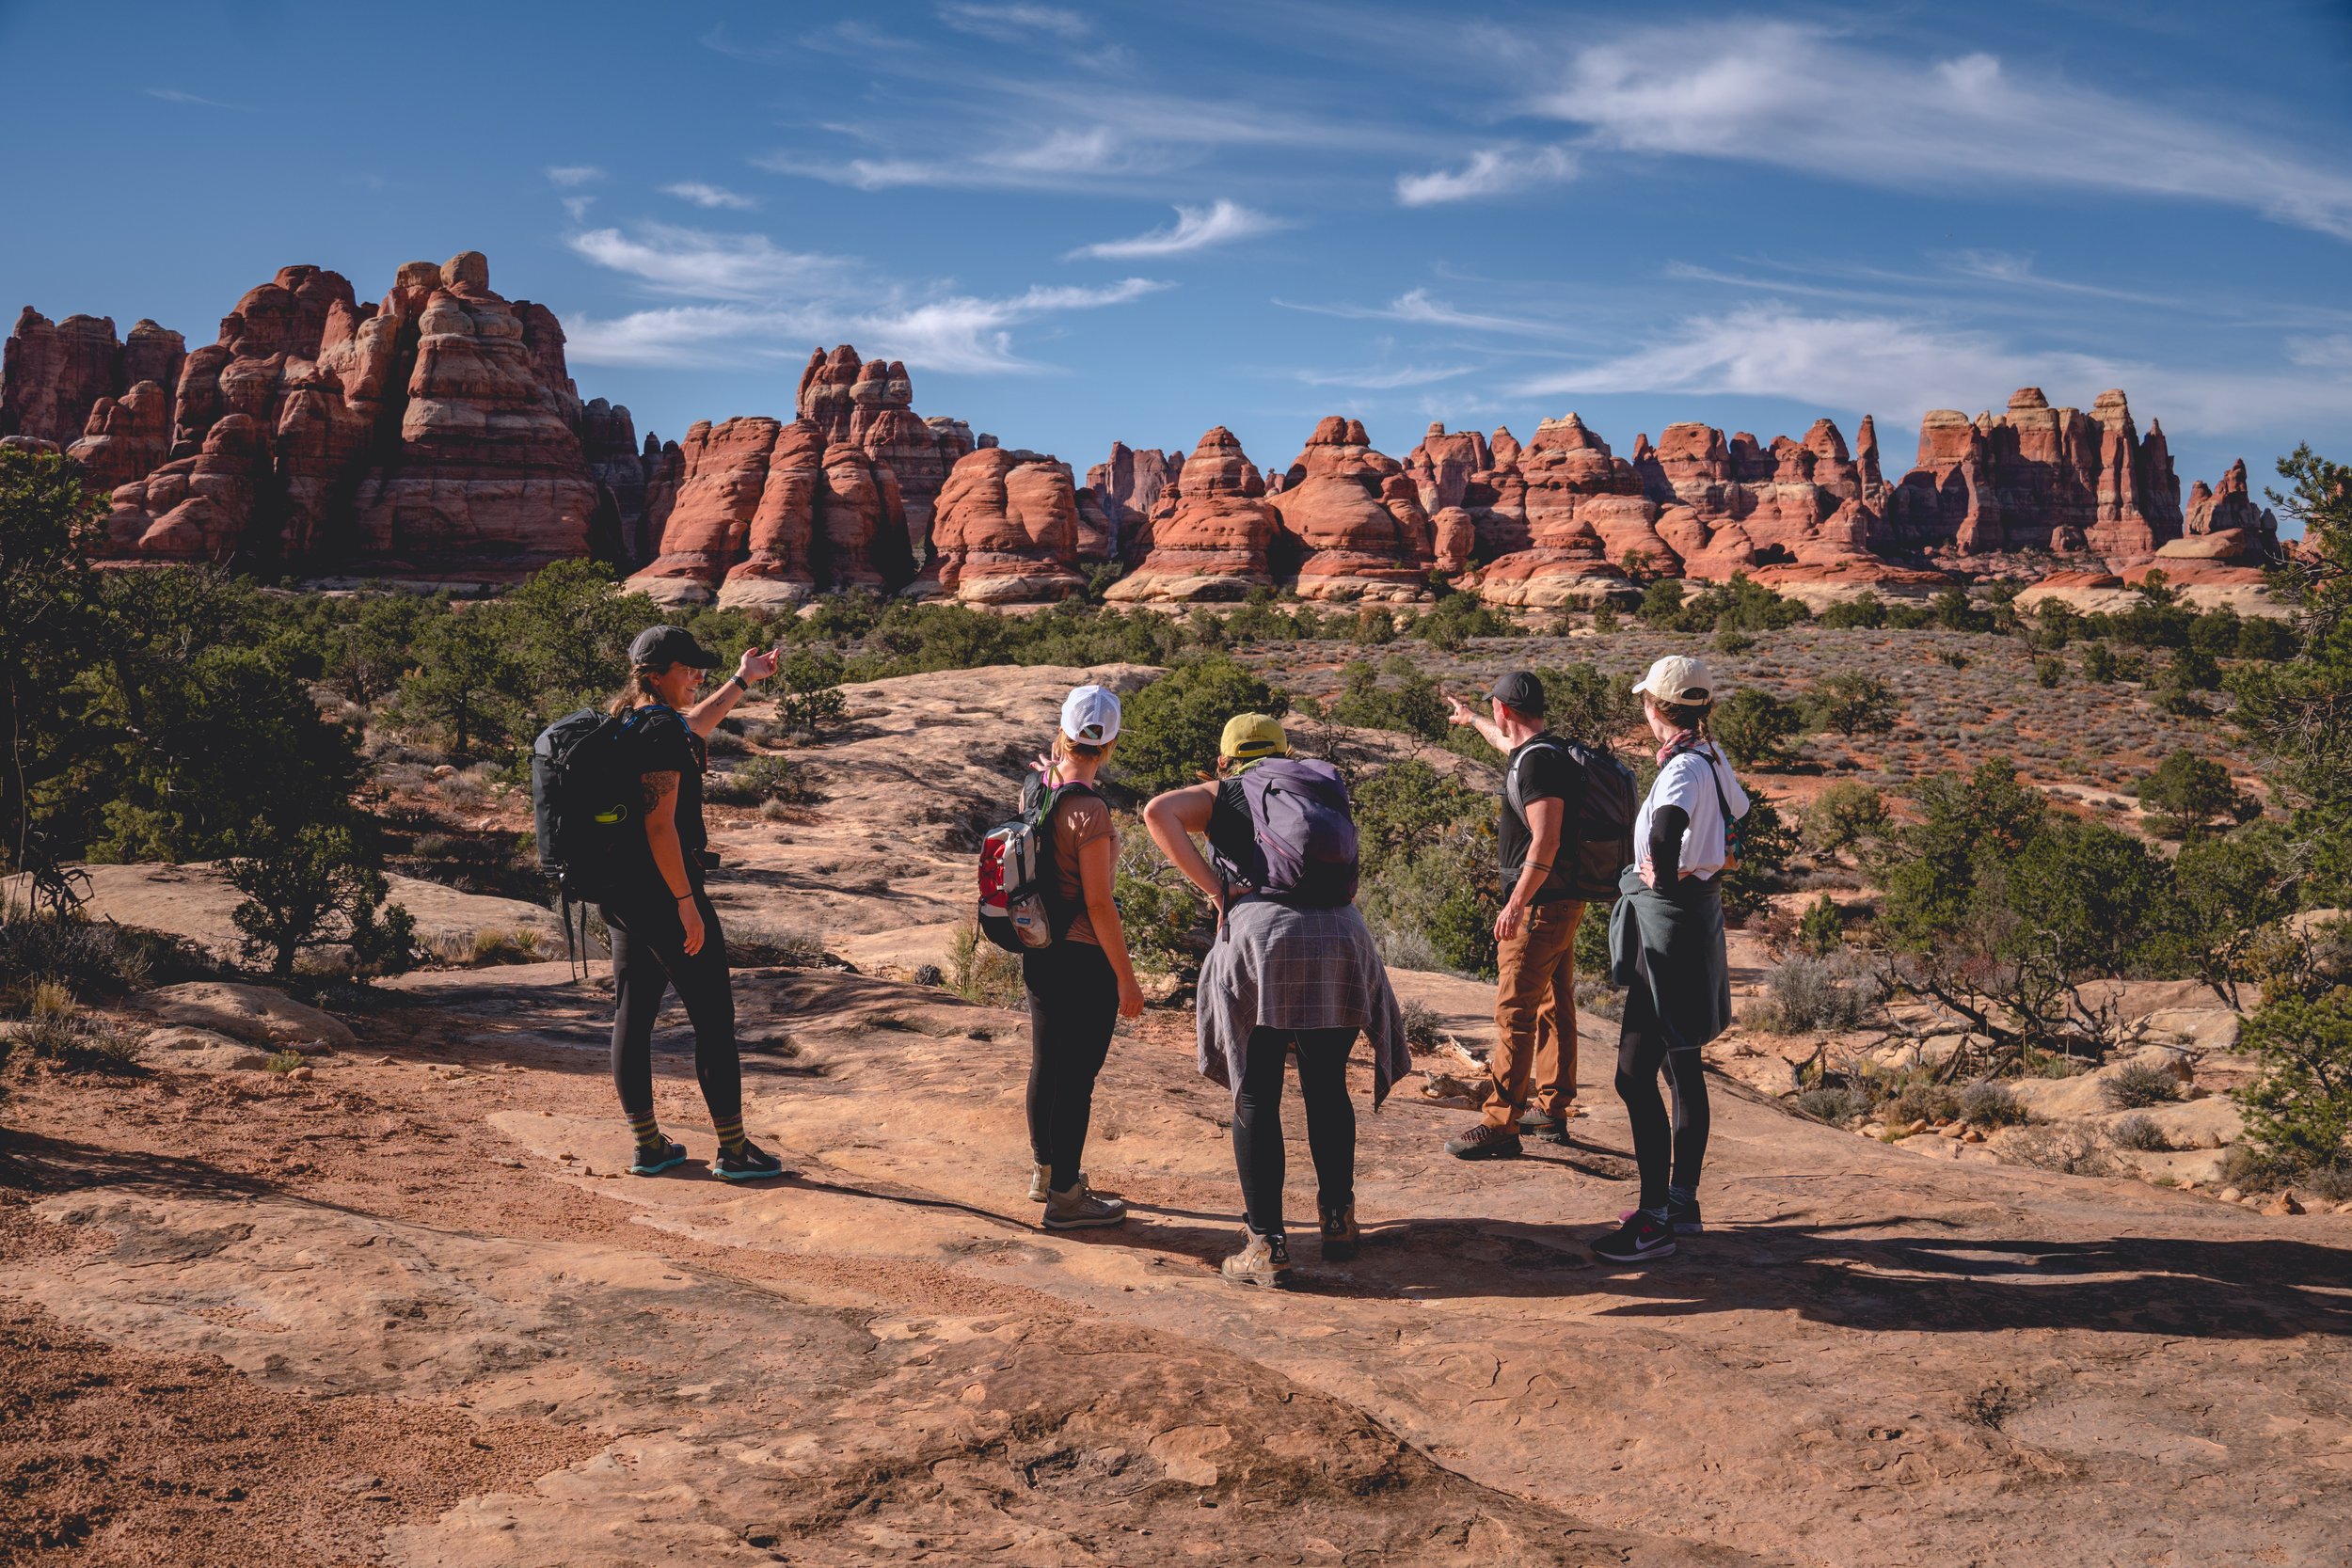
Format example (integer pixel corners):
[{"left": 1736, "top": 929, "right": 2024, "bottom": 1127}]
[
  {"left": 1535, "top": 662, "right": 1640, "bottom": 745},
  {"left": 1327, "top": 657, "right": 1448, "bottom": 740},
  {"left": 2035, "top": 657, "right": 2064, "bottom": 689},
  {"left": 1712, "top": 688, "right": 1804, "bottom": 768},
  {"left": 1802, "top": 673, "right": 1899, "bottom": 736},
  {"left": 2237, "top": 990, "right": 2352, "bottom": 1171},
  {"left": 2103, "top": 1060, "right": 2182, "bottom": 1110},
  {"left": 1115, "top": 657, "right": 1286, "bottom": 796},
  {"left": 1801, "top": 782, "right": 1888, "bottom": 856},
  {"left": 947, "top": 922, "right": 1025, "bottom": 1009},
  {"left": 1113, "top": 828, "right": 1206, "bottom": 975},
  {"left": 2109, "top": 1114, "right": 2171, "bottom": 1151},
  {"left": 2136, "top": 748, "right": 2254, "bottom": 838},
  {"left": 1797, "top": 894, "right": 1843, "bottom": 955},
  {"left": 1819, "top": 594, "right": 1886, "bottom": 630},
  {"left": 1956, "top": 1080, "right": 2027, "bottom": 1127},
  {"left": 1745, "top": 952, "right": 1882, "bottom": 1032},
  {"left": 706, "top": 754, "right": 817, "bottom": 806},
  {"left": 224, "top": 823, "right": 416, "bottom": 979},
  {"left": 0, "top": 912, "right": 153, "bottom": 1010}
]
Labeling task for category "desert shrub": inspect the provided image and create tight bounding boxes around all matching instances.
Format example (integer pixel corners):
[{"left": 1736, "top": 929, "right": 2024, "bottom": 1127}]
[
  {"left": 1589, "top": 602, "right": 1620, "bottom": 634},
  {"left": 1819, "top": 594, "right": 1886, "bottom": 630},
  {"left": 1327, "top": 657, "right": 1447, "bottom": 740},
  {"left": 2079, "top": 641, "right": 2119, "bottom": 682},
  {"left": 6, "top": 983, "right": 144, "bottom": 1072},
  {"left": 1885, "top": 601, "right": 1931, "bottom": 630},
  {"left": 2103, "top": 1059, "right": 2182, "bottom": 1109},
  {"left": 2236, "top": 990, "right": 2352, "bottom": 1172},
  {"left": 2109, "top": 1114, "right": 2172, "bottom": 1151},
  {"left": 1360, "top": 821, "right": 1499, "bottom": 978},
  {"left": 706, "top": 754, "right": 817, "bottom": 806},
  {"left": 1715, "top": 628, "right": 1756, "bottom": 655},
  {"left": 262, "top": 1049, "right": 307, "bottom": 1074},
  {"left": 947, "top": 923, "right": 1025, "bottom": 1009},
  {"left": 1114, "top": 829, "right": 1206, "bottom": 975},
  {"left": 469, "top": 927, "right": 545, "bottom": 965},
  {"left": 1803, "top": 673, "right": 1899, "bottom": 736},
  {"left": 2221, "top": 1142, "right": 2352, "bottom": 1202},
  {"left": 1956, "top": 1080, "right": 2028, "bottom": 1127},
  {"left": 1537, "top": 662, "right": 1642, "bottom": 745},
  {"left": 1794, "top": 1085, "right": 1870, "bottom": 1123},
  {"left": 390, "top": 600, "right": 529, "bottom": 763},
  {"left": 1879, "top": 1076, "right": 1960, "bottom": 1127},
  {"left": 0, "top": 911, "right": 153, "bottom": 1008},
  {"left": 1116, "top": 657, "right": 1286, "bottom": 796},
  {"left": 1716, "top": 791, "right": 1800, "bottom": 921},
  {"left": 1692, "top": 575, "right": 1811, "bottom": 633},
  {"left": 1712, "top": 688, "right": 1804, "bottom": 768},
  {"left": 1353, "top": 761, "right": 1487, "bottom": 871},
  {"left": 726, "top": 927, "right": 825, "bottom": 968},
  {"left": 2136, "top": 748, "right": 2254, "bottom": 838},
  {"left": 1796, "top": 894, "right": 1843, "bottom": 956},
  {"left": 1802, "top": 782, "right": 1889, "bottom": 856},
  {"left": 224, "top": 824, "right": 416, "bottom": 980},
  {"left": 2035, "top": 657, "right": 2064, "bottom": 689},
  {"left": 1411, "top": 588, "right": 1512, "bottom": 650},
  {"left": 1575, "top": 905, "right": 1613, "bottom": 979},
  {"left": 1397, "top": 997, "right": 1448, "bottom": 1051},
  {"left": 2004, "top": 1125, "right": 2118, "bottom": 1176},
  {"left": 1747, "top": 952, "right": 1883, "bottom": 1033}
]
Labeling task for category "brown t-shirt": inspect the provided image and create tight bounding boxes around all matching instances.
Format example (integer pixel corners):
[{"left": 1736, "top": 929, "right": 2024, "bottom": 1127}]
[{"left": 1048, "top": 791, "right": 1117, "bottom": 946}]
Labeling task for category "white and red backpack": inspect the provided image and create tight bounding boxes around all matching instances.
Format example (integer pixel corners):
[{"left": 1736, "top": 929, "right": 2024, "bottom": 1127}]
[{"left": 977, "top": 778, "right": 1096, "bottom": 953}]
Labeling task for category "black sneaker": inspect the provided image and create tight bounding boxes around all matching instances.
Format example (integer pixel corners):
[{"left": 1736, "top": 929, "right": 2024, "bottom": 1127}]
[
  {"left": 1593, "top": 1212, "right": 1677, "bottom": 1264},
  {"left": 714, "top": 1140, "right": 787, "bottom": 1181},
  {"left": 1444, "top": 1123, "right": 1523, "bottom": 1160},
  {"left": 628, "top": 1137, "right": 688, "bottom": 1176},
  {"left": 1619, "top": 1197, "right": 1704, "bottom": 1234}
]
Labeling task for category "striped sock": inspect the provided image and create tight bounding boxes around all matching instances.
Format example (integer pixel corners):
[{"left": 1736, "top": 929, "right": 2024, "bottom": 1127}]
[
  {"left": 627, "top": 1108, "right": 662, "bottom": 1150},
  {"left": 713, "top": 1117, "right": 747, "bottom": 1155}
]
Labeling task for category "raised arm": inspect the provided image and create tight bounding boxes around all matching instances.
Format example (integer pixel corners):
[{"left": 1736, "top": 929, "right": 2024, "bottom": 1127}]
[
  {"left": 685, "top": 644, "right": 781, "bottom": 737},
  {"left": 1142, "top": 781, "right": 1225, "bottom": 908},
  {"left": 1444, "top": 690, "right": 1514, "bottom": 753}
]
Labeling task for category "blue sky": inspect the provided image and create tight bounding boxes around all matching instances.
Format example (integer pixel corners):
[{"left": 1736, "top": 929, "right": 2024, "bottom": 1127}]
[{"left": 5, "top": 1, "right": 2350, "bottom": 517}]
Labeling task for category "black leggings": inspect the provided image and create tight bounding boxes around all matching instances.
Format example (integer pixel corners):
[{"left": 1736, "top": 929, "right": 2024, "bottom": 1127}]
[
  {"left": 603, "top": 884, "right": 741, "bottom": 1127},
  {"left": 1024, "top": 941, "right": 1120, "bottom": 1193},
  {"left": 1233, "top": 1026, "right": 1359, "bottom": 1238},
  {"left": 1614, "top": 1030, "right": 1710, "bottom": 1212}
]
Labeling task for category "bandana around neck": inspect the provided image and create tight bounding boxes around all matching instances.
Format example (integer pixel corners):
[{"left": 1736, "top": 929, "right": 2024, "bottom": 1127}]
[{"left": 1656, "top": 729, "right": 1707, "bottom": 767}]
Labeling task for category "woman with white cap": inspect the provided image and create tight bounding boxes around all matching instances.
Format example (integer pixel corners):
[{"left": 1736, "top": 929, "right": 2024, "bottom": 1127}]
[
  {"left": 1595, "top": 656, "right": 1749, "bottom": 1264},
  {"left": 1022, "top": 683, "right": 1146, "bottom": 1230}
]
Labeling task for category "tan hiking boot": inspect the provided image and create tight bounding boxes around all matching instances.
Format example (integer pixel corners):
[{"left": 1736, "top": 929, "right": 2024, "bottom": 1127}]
[
  {"left": 1319, "top": 1202, "right": 1360, "bottom": 1262},
  {"left": 1220, "top": 1227, "right": 1292, "bottom": 1287},
  {"left": 1027, "top": 1161, "right": 1052, "bottom": 1203},
  {"left": 1041, "top": 1181, "right": 1126, "bottom": 1230}
]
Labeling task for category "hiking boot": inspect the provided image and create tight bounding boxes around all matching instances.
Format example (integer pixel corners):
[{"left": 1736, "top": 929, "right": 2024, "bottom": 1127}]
[
  {"left": 1593, "top": 1211, "right": 1677, "bottom": 1264},
  {"left": 1027, "top": 1161, "right": 1052, "bottom": 1203},
  {"left": 1220, "top": 1227, "right": 1292, "bottom": 1288},
  {"left": 1445, "top": 1123, "right": 1523, "bottom": 1160},
  {"left": 1318, "top": 1202, "right": 1360, "bottom": 1262},
  {"left": 714, "top": 1140, "right": 787, "bottom": 1182},
  {"left": 1516, "top": 1106, "right": 1564, "bottom": 1137},
  {"left": 1619, "top": 1196, "right": 1704, "bottom": 1235},
  {"left": 628, "top": 1137, "right": 688, "bottom": 1177},
  {"left": 1042, "top": 1182, "right": 1126, "bottom": 1230}
]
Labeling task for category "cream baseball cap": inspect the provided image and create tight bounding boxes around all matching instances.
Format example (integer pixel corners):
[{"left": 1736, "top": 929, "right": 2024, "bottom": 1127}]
[{"left": 1630, "top": 655, "right": 1716, "bottom": 705}]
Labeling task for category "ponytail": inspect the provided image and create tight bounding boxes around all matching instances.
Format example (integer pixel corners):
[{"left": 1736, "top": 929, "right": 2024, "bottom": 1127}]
[
  {"left": 1052, "top": 731, "right": 1111, "bottom": 765},
  {"left": 609, "top": 665, "right": 667, "bottom": 716}
]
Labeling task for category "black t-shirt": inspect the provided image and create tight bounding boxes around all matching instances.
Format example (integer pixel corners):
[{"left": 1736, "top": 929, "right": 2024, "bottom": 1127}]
[
  {"left": 1499, "top": 732, "right": 1581, "bottom": 905},
  {"left": 620, "top": 704, "right": 707, "bottom": 887},
  {"left": 1208, "top": 776, "right": 1256, "bottom": 888}
]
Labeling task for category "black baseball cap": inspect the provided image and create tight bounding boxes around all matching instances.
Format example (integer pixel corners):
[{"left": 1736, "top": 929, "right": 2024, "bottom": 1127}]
[
  {"left": 1488, "top": 670, "right": 1548, "bottom": 716},
  {"left": 628, "top": 625, "right": 720, "bottom": 671}
]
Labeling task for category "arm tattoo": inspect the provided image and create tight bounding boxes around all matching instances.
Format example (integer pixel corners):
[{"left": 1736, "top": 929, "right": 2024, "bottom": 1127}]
[{"left": 641, "top": 770, "right": 680, "bottom": 812}]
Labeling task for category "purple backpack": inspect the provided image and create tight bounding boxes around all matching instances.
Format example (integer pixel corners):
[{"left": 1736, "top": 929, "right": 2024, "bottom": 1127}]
[{"left": 1212, "top": 758, "right": 1359, "bottom": 908}]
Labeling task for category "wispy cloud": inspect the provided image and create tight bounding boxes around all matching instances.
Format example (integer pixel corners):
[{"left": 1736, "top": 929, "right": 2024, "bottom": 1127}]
[
  {"left": 662, "top": 181, "right": 757, "bottom": 210},
  {"left": 2287, "top": 333, "right": 2352, "bottom": 371},
  {"left": 1532, "top": 22, "right": 2352, "bottom": 241},
  {"left": 1072, "top": 200, "right": 1282, "bottom": 260},
  {"left": 566, "top": 225, "right": 854, "bottom": 301},
  {"left": 563, "top": 221, "right": 1164, "bottom": 373},
  {"left": 1294, "top": 363, "right": 1478, "bottom": 390},
  {"left": 143, "top": 87, "right": 246, "bottom": 110},
  {"left": 546, "top": 165, "right": 606, "bottom": 187},
  {"left": 1278, "top": 286, "right": 1570, "bottom": 338},
  {"left": 1506, "top": 303, "right": 2352, "bottom": 436},
  {"left": 563, "top": 196, "right": 596, "bottom": 223},
  {"left": 936, "top": 3, "right": 1091, "bottom": 41},
  {"left": 1395, "top": 145, "right": 1578, "bottom": 207}
]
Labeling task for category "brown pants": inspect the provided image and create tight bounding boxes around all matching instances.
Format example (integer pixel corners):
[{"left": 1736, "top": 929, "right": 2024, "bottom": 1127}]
[{"left": 1482, "top": 899, "right": 1583, "bottom": 1129}]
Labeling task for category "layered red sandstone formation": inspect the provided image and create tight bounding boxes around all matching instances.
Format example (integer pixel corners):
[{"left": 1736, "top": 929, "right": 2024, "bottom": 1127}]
[
  {"left": 625, "top": 413, "right": 917, "bottom": 609},
  {"left": 1087, "top": 441, "right": 1184, "bottom": 562},
  {"left": 916, "top": 447, "right": 1109, "bottom": 603},
  {"left": 1104, "top": 428, "right": 1281, "bottom": 602},
  {"left": 56, "top": 256, "right": 632, "bottom": 575},
  {"left": 1, "top": 310, "right": 185, "bottom": 450},
  {"left": 795, "top": 345, "right": 977, "bottom": 555},
  {"left": 1266, "top": 417, "right": 1435, "bottom": 602},
  {"left": 2153, "top": 458, "right": 2283, "bottom": 583}
]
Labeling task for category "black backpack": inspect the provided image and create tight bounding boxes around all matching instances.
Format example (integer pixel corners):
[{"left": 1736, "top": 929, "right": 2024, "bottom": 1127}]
[
  {"left": 1506, "top": 737, "right": 1637, "bottom": 902},
  {"left": 532, "top": 708, "right": 645, "bottom": 969}
]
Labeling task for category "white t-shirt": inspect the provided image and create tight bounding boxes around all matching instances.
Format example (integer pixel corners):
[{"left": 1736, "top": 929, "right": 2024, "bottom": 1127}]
[{"left": 1633, "top": 743, "right": 1751, "bottom": 881}]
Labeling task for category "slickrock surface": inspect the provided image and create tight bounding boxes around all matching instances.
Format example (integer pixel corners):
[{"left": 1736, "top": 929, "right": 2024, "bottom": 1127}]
[{"left": 6, "top": 664, "right": 2347, "bottom": 1565}]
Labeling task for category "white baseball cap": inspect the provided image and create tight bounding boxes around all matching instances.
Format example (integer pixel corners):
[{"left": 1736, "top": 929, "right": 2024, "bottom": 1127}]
[
  {"left": 1630, "top": 655, "right": 1716, "bottom": 705},
  {"left": 1059, "top": 684, "right": 1122, "bottom": 744}
]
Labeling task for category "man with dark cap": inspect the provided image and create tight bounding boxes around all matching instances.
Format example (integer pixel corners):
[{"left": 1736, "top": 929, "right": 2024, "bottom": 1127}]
[
  {"left": 604, "top": 625, "right": 785, "bottom": 1181},
  {"left": 1440, "top": 671, "right": 1584, "bottom": 1158}
]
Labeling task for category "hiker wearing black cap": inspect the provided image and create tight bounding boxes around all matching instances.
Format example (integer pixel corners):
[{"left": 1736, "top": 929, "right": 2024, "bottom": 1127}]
[
  {"left": 1441, "top": 671, "right": 1585, "bottom": 1160},
  {"left": 605, "top": 625, "right": 787, "bottom": 1182}
]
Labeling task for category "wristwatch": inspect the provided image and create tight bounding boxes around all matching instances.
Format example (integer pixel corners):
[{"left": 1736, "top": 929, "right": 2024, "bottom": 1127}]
[{"left": 723, "top": 673, "right": 747, "bottom": 692}]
